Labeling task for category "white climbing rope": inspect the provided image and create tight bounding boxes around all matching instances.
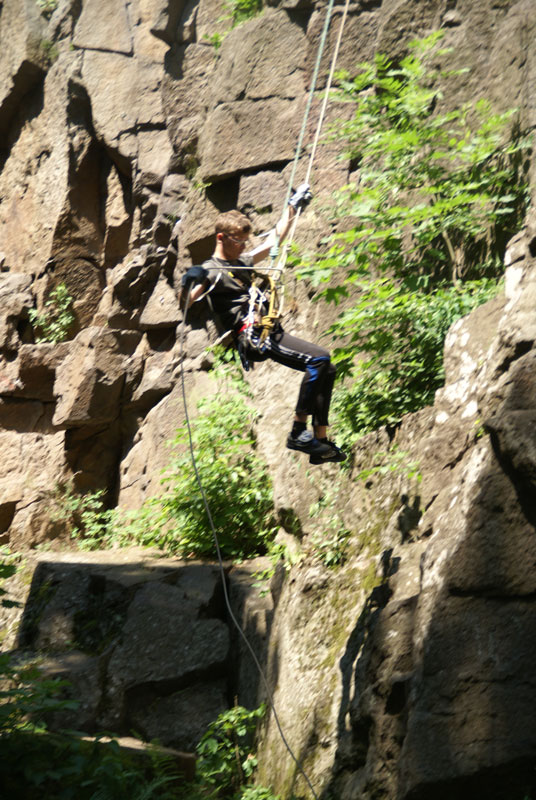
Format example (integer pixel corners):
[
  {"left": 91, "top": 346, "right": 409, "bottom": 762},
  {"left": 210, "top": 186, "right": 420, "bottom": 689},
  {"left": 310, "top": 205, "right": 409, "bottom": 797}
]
[{"left": 272, "top": 0, "right": 353, "bottom": 286}]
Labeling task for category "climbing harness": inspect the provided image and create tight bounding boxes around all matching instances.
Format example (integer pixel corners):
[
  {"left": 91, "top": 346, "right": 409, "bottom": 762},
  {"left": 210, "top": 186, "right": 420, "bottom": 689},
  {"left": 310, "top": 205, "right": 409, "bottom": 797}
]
[{"left": 178, "top": 1, "right": 351, "bottom": 796}]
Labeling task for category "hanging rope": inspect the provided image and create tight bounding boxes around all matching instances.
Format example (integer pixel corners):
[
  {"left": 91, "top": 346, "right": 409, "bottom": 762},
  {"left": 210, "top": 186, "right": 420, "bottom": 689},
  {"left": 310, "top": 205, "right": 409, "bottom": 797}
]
[
  {"left": 260, "top": 0, "right": 352, "bottom": 342},
  {"left": 179, "top": 285, "right": 320, "bottom": 800}
]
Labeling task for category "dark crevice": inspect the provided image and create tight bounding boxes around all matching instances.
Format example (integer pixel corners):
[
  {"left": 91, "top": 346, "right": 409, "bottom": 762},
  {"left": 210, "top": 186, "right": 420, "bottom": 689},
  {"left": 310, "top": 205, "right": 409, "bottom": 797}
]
[
  {"left": 124, "top": 662, "right": 229, "bottom": 702},
  {"left": 119, "top": 121, "right": 168, "bottom": 136},
  {"left": 449, "top": 587, "right": 536, "bottom": 601},
  {"left": 402, "top": 756, "right": 536, "bottom": 800},
  {"left": 489, "top": 427, "right": 536, "bottom": 529},
  {"left": 206, "top": 175, "right": 240, "bottom": 209},
  {"left": 385, "top": 678, "right": 410, "bottom": 715},
  {"left": 495, "top": 339, "right": 534, "bottom": 375},
  {"left": 286, "top": 7, "right": 314, "bottom": 32},
  {"left": 0, "top": 75, "right": 46, "bottom": 168}
]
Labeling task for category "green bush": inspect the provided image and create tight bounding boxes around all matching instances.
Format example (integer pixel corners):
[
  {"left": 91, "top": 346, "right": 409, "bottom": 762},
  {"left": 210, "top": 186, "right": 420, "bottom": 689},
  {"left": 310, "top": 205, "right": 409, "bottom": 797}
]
[
  {"left": 68, "top": 358, "right": 277, "bottom": 560},
  {"left": 152, "top": 391, "right": 277, "bottom": 559},
  {"left": 299, "top": 32, "right": 531, "bottom": 440},
  {"left": 331, "top": 277, "right": 500, "bottom": 441}
]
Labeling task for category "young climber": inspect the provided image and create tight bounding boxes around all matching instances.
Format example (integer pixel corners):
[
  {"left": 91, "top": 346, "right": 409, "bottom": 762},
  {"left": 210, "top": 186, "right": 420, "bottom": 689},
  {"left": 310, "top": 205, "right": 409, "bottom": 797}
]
[{"left": 181, "top": 184, "right": 346, "bottom": 465}]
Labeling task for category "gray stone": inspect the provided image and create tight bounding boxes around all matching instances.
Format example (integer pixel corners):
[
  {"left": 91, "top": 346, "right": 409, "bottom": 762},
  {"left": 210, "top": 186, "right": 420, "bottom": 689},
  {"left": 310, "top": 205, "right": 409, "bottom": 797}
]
[
  {"left": 129, "top": 679, "right": 228, "bottom": 750},
  {"left": 139, "top": 275, "right": 180, "bottom": 329},
  {"left": 103, "top": 581, "right": 230, "bottom": 728},
  {"left": 73, "top": 0, "right": 133, "bottom": 54}
]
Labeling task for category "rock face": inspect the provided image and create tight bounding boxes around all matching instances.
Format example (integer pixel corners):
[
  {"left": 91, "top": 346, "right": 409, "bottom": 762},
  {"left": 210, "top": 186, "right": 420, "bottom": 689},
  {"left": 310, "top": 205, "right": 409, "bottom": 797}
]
[
  {"left": 15, "top": 550, "right": 232, "bottom": 750},
  {"left": 254, "top": 217, "right": 536, "bottom": 799},
  {"left": 0, "top": 0, "right": 535, "bottom": 795},
  {"left": 0, "top": 0, "right": 532, "bottom": 549}
]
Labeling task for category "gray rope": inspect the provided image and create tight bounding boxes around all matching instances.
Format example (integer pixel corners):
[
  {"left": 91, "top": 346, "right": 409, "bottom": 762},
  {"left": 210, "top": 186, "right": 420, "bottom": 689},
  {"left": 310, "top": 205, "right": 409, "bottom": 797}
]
[{"left": 179, "top": 285, "right": 320, "bottom": 800}]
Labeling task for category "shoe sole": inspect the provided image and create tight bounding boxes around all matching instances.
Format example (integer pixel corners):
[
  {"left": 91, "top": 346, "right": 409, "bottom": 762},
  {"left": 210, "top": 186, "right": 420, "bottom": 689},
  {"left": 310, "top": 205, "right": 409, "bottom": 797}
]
[
  {"left": 287, "top": 442, "right": 332, "bottom": 456},
  {"left": 309, "top": 453, "right": 347, "bottom": 465}
]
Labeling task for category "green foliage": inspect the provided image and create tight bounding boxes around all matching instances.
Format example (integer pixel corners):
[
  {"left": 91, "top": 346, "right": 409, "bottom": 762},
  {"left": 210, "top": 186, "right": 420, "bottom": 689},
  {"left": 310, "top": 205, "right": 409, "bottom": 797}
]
[
  {"left": 204, "top": 31, "right": 226, "bottom": 52},
  {"left": 0, "top": 657, "right": 77, "bottom": 739},
  {"left": 0, "top": 547, "right": 20, "bottom": 609},
  {"left": 40, "top": 39, "right": 60, "bottom": 63},
  {"left": 225, "top": 0, "right": 263, "bottom": 26},
  {"left": 188, "top": 704, "right": 276, "bottom": 800},
  {"left": 331, "top": 278, "right": 500, "bottom": 441},
  {"left": 316, "top": 32, "right": 531, "bottom": 288},
  {"left": 252, "top": 540, "right": 303, "bottom": 595},
  {"left": 29, "top": 283, "right": 75, "bottom": 343},
  {"left": 309, "top": 491, "right": 350, "bottom": 568},
  {"left": 36, "top": 0, "right": 58, "bottom": 16},
  {"left": 354, "top": 446, "right": 421, "bottom": 484},
  {"left": 204, "top": 0, "right": 263, "bottom": 52},
  {"left": 67, "top": 359, "right": 277, "bottom": 561},
  {"left": 239, "top": 788, "right": 280, "bottom": 800},
  {"left": 155, "top": 391, "right": 277, "bottom": 559},
  {"left": 299, "top": 33, "right": 531, "bottom": 438}
]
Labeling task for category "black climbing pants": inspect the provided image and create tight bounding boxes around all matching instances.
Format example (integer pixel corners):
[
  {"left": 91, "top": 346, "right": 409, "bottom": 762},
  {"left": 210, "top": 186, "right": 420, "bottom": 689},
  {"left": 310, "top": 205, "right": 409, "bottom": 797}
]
[{"left": 238, "top": 326, "right": 337, "bottom": 427}]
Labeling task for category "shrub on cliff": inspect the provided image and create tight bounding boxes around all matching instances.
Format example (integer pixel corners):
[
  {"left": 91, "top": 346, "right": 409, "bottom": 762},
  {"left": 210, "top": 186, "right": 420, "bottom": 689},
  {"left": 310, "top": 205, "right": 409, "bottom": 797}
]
[{"left": 300, "top": 32, "right": 531, "bottom": 441}]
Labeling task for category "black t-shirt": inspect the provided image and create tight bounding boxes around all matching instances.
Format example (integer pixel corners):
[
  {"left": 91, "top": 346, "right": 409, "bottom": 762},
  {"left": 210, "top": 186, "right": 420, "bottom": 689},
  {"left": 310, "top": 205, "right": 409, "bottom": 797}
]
[{"left": 202, "top": 255, "right": 258, "bottom": 332}]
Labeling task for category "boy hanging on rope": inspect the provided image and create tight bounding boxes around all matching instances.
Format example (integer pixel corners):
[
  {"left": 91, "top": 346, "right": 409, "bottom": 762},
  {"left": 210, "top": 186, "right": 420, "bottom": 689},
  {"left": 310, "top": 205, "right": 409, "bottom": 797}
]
[{"left": 181, "top": 184, "right": 346, "bottom": 465}]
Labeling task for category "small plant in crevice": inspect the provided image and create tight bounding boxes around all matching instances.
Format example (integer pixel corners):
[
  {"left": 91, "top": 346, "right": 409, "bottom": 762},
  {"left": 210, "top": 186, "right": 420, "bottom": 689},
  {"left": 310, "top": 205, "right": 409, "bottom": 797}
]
[
  {"left": 308, "top": 488, "right": 351, "bottom": 568},
  {"left": 29, "top": 283, "right": 75, "bottom": 344},
  {"left": 225, "top": 0, "right": 263, "bottom": 26},
  {"left": 36, "top": 0, "right": 58, "bottom": 17},
  {"left": 252, "top": 540, "right": 304, "bottom": 596},
  {"left": 39, "top": 39, "right": 59, "bottom": 64},
  {"left": 0, "top": 547, "right": 21, "bottom": 610},
  {"left": 354, "top": 446, "right": 422, "bottom": 485},
  {"left": 203, "top": 0, "right": 263, "bottom": 53},
  {"left": 203, "top": 31, "right": 226, "bottom": 52}
]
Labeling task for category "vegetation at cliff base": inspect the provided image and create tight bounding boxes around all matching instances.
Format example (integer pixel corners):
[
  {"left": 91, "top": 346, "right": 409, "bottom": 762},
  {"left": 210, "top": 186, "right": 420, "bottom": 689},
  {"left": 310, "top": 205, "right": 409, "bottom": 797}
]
[
  {"left": 301, "top": 32, "right": 532, "bottom": 443},
  {"left": 65, "top": 355, "right": 277, "bottom": 560}
]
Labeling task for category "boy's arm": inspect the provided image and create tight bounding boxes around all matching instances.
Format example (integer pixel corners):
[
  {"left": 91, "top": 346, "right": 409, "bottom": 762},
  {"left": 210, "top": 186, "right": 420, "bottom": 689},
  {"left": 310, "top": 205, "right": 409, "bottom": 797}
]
[{"left": 248, "top": 183, "right": 312, "bottom": 265}]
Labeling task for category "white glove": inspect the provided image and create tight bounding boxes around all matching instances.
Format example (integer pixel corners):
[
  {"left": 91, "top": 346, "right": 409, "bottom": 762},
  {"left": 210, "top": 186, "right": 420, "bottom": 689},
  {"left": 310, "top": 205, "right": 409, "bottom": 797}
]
[{"left": 289, "top": 182, "right": 313, "bottom": 211}]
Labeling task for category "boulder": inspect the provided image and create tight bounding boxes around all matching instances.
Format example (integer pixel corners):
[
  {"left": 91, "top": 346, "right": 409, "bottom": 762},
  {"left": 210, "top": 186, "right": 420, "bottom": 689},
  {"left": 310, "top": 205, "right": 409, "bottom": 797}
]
[
  {"left": 53, "top": 328, "right": 140, "bottom": 427},
  {"left": 139, "top": 274, "right": 181, "bottom": 329},
  {"left": 73, "top": 0, "right": 133, "bottom": 54},
  {"left": 103, "top": 578, "right": 230, "bottom": 729}
]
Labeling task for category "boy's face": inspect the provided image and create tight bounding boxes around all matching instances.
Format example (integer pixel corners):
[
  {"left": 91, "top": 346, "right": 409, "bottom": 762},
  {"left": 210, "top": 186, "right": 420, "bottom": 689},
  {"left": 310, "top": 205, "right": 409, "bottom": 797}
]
[{"left": 220, "top": 231, "right": 250, "bottom": 260}]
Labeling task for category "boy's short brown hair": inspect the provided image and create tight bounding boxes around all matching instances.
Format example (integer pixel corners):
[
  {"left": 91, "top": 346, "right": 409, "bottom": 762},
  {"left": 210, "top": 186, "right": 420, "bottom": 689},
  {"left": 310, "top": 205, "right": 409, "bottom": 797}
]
[{"left": 215, "top": 210, "right": 251, "bottom": 237}]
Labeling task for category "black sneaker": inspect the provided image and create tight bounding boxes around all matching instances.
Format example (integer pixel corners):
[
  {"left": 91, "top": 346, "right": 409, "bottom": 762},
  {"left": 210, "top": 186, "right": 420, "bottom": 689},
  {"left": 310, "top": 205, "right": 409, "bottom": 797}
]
[
  {"left": 309, "top": 441, "right": 347, "bottom": 465},
  {"left": 286, "top": 430, "right": 332, "bottom": 456}
]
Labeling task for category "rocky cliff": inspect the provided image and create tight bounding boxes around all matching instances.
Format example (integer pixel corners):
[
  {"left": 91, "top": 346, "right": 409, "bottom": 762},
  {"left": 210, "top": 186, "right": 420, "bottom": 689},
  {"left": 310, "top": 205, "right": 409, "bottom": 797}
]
[{"left": 1, "top": 0, "right": 536, "bottom": 798}]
